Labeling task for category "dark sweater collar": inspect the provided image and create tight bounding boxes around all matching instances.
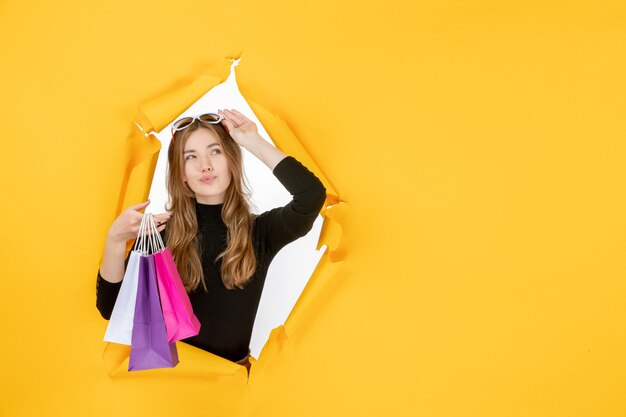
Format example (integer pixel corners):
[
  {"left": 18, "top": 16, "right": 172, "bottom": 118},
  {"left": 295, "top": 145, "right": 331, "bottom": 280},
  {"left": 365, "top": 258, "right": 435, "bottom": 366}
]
[{"left": 195, "top": 200, "right": 225, "bottom": 226}]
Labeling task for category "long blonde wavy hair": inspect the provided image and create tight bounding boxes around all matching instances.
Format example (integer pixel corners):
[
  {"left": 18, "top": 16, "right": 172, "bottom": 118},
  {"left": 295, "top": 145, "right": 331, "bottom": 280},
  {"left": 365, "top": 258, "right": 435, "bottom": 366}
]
[{"left": 165, "top": 120, "right": 256, "bottom": 292}]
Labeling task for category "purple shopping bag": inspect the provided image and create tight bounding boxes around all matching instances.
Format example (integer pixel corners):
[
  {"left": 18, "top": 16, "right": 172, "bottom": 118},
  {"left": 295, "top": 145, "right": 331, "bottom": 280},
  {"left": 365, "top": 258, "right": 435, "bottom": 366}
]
[{"left": 129, "top": 253, "right": 179, "bottom": 371}]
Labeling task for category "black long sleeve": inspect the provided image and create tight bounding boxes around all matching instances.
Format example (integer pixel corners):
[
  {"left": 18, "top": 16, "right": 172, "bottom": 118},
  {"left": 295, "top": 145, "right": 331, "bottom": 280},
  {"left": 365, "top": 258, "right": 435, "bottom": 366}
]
[
  {"left": 95, "top": 249, "right": 130, "bottom": 320},
  {"left": 254, "top": 155, "right": 328, "bottom": 260},
  {"left": 95, "top": 155, "right": 326, "bottom": 362}
]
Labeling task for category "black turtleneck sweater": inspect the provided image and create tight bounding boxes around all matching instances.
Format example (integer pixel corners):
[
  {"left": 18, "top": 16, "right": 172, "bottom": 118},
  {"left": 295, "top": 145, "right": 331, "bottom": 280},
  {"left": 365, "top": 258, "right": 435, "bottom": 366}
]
[{"left": 96, "top": 156, "right": 327, "bottom": 362}]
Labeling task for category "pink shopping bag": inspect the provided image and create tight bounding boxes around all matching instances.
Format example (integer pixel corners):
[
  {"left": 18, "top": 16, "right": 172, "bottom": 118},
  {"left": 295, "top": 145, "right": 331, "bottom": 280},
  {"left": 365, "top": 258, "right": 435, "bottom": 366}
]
[{"left": 155, "top": 248, "right": 201, "bottom": 342}]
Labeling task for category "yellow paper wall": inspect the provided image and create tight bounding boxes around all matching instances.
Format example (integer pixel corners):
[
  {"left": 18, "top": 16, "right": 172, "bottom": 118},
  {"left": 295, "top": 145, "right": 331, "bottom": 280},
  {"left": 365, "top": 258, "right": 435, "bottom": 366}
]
[{"left": 1, "top": 1, "right": 625, "bottom": 416}]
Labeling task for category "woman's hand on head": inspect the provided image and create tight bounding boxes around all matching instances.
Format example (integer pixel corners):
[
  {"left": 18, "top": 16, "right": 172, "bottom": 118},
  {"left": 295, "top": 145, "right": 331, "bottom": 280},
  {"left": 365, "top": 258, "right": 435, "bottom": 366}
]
[
  {"left": 106, "top": 200, "right": 170, "bottom": 244},
  {"left": 218, "top": 109, "right": 261, "bottom": 146}
]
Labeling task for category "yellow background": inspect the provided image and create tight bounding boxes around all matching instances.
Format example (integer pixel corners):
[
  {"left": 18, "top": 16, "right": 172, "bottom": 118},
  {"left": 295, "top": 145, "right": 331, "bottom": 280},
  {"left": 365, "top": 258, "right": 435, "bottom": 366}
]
[{"left": 1, "top": 1, "right": 625, "bottom": 416}]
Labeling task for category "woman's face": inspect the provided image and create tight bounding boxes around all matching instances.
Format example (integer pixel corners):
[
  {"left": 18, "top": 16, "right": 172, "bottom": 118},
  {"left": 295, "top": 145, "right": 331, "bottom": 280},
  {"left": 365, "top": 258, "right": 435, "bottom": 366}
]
[{"left": 182, "top": 127, "right": 232, "bottom": 204}]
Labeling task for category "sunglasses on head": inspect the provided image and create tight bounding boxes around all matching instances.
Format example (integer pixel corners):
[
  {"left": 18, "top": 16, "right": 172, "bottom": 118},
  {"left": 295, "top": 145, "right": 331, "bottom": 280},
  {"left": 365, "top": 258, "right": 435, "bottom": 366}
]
[{"left": 171, "top": 112, "right": 224, "bottom": 135}]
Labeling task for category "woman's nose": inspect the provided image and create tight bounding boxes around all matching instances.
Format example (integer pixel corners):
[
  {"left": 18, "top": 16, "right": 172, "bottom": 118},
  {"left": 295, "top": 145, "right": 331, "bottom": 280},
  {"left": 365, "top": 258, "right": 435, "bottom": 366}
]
[{"left": 200, "top": 155, "right": 213, "bottom": 172}]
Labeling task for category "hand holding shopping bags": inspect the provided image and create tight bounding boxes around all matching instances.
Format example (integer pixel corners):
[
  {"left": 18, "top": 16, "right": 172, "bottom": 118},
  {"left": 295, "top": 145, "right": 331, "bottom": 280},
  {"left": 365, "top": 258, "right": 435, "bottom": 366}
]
[{"left": 104, "top": 213, "right": 200, "bottom": 371}]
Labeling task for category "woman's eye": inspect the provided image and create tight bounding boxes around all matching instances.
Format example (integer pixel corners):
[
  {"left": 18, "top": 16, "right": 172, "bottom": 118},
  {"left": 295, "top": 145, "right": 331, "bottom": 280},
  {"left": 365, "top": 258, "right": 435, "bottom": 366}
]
[
  {"left": 185, "top": 155, "right": 196, "bottom": 160},
  {"left": 211, "top": 149, "right": 222, "bottom": 155}
]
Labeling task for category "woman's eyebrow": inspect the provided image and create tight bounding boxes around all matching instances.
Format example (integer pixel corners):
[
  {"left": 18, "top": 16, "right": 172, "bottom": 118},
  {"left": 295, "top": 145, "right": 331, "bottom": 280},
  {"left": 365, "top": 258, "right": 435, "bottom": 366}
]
[{"left": 184, "top": 143, "right": 221, "bottom": 154}]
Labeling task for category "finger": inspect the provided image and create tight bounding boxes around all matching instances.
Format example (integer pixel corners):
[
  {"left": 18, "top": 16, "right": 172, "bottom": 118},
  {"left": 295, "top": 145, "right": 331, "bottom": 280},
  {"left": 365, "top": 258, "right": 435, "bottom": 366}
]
[
  {"left": 220, "top": 117, "right": 235, "bottom": 134},
  {"left": 124, "top": 211, "right": 145, "bottom": 230},
  {"left": 126, "top": 200, "right": 150, "bottom": 214},
  {"left": 154, "top": 217, "right": 170, "bottom": 225},
  {"left": 218, "top": 110, "right": 233, "bottom": 128},
  {"left": 144, "top": 225, "right": 166, "bottom": 236},
  {"left": 127, "top": 200, "right": 150, "bottom": 211},
  {"left": 131, "top": 211, "right": 154, "bottom": 232},
  {"left": 224, "top": 109, "right": 244, "bottom": 125},
  {"left": 131, "top": 212, "right": 145, "bottom": 226},
  {"left": 130, "top": 221, "right": 144, "bottom": 236},
  {"left": 230, "top": 109, "right": 250, "bottom": 122},
  {"left": 229, "top": 109, "right": 246, "bottom": 125}
]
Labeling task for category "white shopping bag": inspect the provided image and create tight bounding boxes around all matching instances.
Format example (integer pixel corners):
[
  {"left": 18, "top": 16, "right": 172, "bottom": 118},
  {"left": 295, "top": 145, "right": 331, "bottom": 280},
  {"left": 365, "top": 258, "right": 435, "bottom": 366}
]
[
  {"left": 103, "top": 250, "right": 142, "bottom": 345},
  {"left": 104, "top": 213, "right": 152, "bottom": 345}
]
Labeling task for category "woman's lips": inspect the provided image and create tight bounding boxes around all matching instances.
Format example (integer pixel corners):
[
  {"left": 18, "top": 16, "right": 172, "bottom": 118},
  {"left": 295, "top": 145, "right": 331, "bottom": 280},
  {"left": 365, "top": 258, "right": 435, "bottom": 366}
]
[{"left": 200, "top": 176, "right": 217, "bottom": 183}]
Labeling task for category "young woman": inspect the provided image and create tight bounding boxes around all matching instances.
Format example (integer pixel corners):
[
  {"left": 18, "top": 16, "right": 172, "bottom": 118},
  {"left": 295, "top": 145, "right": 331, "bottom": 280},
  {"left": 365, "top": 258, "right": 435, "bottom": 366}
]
[{"left": 96, "top": 109, "right": 327, "bottom": 374}]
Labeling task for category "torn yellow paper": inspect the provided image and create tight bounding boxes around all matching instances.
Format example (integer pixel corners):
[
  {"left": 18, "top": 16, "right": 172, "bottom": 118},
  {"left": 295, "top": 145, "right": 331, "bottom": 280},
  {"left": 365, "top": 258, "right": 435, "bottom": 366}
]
[
  {"left": 103, "top": 342, "right": 247, "bottom": 378},
  {"left": 103, "top": 55, "right": 348, "bottom": 376}
]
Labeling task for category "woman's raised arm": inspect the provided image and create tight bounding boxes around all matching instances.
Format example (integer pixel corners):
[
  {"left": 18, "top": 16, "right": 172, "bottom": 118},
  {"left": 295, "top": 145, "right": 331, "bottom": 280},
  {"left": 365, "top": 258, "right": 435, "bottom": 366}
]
[{"left": 218, "top": 108, "right": 287, "bottom": 171}]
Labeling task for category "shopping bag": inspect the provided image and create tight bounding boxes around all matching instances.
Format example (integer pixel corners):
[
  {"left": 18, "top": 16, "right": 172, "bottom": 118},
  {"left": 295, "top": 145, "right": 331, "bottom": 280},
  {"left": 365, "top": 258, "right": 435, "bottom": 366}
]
[
  {"left": 128, "top": 214, "right": 179, "bottom": 371},
  {"left": 141, "top": 213, "right": 200, "bottom": 343},
  {"left": 155, "top": 248, "right": 201, "bottom": 342},
  {"left": 103, "top": 250, "right": 141, "bottom": 345},
  {"left": 103, "top": 210, "right": 150, "bottom": 345}
]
